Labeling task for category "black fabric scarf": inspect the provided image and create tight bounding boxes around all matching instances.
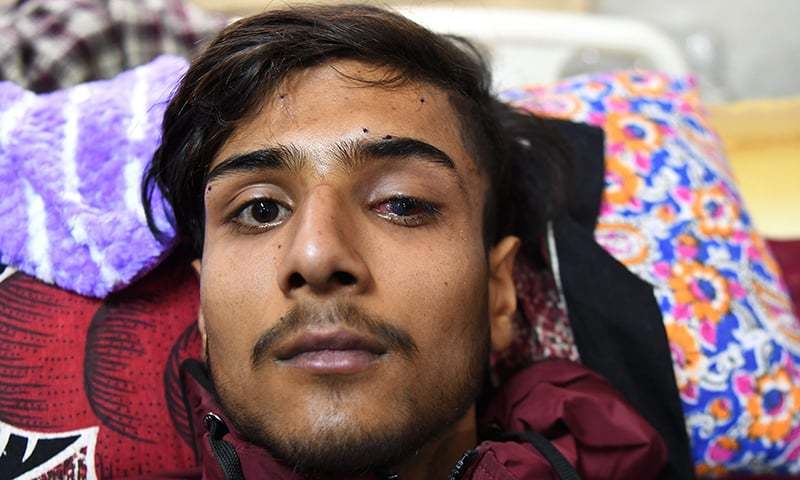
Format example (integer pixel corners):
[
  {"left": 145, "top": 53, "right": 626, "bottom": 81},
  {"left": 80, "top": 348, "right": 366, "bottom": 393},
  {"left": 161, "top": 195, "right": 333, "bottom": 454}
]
[{"left": 545, "top": 119, "right": 694, "bottom": 480}]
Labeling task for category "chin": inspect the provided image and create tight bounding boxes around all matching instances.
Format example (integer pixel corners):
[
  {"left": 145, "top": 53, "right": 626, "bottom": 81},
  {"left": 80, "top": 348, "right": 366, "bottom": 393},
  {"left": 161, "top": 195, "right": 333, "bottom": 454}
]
[
  {"left": 218, "top": 375, "right": 452, "bottom": 475},
  {"left": 236, "top": 399, "right": 425, "bottom": 476},
  {"left": 288, "top": 381, "right": 412, "bottom": 437}
]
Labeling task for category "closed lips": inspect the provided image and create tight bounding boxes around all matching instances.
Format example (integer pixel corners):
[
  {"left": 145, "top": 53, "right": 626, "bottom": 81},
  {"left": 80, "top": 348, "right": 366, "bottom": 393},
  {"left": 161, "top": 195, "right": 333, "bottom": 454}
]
[{"left": 274, "top": 330, "right": 388, "bottom": 361}]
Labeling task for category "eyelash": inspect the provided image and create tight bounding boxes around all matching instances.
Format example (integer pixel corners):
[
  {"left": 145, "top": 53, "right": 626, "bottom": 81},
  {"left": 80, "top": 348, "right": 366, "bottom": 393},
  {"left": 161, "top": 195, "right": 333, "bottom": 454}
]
[{"left": 228, "top": 195, "right": 441, "bottom": 233}]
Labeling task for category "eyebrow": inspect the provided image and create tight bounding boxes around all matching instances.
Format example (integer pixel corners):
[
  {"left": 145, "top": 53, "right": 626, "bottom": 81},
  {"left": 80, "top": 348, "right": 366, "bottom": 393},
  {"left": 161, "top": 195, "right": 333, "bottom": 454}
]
[
  {"left": 205, "top": 137, "right": 457, "bottom": 185},
  {"left": 205, "top": 144, "right": 303, "bottom": 185},
  {"left": 358, "top": 137, "right": 455, "bottom": 169}
]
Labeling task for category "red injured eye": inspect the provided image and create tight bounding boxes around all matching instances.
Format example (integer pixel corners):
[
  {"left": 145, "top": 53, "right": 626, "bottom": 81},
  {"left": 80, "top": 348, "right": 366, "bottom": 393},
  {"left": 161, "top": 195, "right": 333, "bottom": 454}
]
[{"left": 372, "top": 196, "right": 440, "bottom": 227}]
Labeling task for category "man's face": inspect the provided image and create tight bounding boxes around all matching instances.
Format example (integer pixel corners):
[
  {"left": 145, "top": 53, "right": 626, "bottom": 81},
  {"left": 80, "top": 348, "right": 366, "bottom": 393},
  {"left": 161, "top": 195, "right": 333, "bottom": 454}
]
[{"left": 199, "top": 60, "right": 517, "bottom": 474}]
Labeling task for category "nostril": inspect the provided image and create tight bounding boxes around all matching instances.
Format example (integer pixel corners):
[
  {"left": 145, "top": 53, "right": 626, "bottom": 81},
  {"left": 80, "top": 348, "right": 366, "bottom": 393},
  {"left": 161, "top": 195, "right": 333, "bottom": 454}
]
[
  {"left": 332, "top": 271, "right": 357, "bottom": 286},
  {"left": 288, "top": 272, "right": 306, "bottom": 289}
]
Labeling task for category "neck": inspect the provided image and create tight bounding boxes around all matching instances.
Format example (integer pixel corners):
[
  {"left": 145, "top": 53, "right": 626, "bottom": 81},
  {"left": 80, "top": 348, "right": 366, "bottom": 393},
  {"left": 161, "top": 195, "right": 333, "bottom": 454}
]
[{"left": 390, "top": 405, "right": 477, "bottom": 479}]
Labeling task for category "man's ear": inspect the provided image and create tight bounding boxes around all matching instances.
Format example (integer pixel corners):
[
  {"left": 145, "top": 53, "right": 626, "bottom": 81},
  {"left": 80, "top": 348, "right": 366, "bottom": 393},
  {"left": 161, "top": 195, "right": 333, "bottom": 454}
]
[
  {"left": 488, "top": 235, "right": 520, "bottom": 353},
  {"left": 191, "top": 259, "right": 209, "bottom": 362}
]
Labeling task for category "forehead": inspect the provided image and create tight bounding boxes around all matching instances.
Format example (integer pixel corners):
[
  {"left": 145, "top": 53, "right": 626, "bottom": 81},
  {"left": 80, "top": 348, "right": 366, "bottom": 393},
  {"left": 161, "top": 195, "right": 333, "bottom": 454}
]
[{"left": 212, "top": 60, "right": 480, "bottom": 181}]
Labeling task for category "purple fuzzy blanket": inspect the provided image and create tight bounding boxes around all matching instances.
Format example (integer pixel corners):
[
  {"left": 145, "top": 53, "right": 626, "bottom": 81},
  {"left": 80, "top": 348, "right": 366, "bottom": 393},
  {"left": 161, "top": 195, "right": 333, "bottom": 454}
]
[{"left": 0, "top": 55, "right": 188, "bottom": 298}]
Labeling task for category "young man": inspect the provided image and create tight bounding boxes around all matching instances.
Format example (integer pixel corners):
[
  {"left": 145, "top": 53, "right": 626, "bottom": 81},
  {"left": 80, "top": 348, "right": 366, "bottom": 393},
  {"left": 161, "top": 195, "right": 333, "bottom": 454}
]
[{"left": 143, "top": 4, "right": 678, "bottom": 479}]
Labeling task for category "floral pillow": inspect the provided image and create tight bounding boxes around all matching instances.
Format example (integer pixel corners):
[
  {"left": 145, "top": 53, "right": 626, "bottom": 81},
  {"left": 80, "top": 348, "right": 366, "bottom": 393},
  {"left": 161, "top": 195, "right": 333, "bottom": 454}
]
[{"left": 501, "top": 72, "right": 800, "bottom": 477}]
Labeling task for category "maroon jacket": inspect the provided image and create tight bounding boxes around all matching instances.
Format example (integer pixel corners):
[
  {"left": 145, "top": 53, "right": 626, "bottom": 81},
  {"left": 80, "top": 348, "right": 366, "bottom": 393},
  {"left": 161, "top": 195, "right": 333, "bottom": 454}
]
[{"left": 164, "top": 358, "right": 666, "bottom": 480}]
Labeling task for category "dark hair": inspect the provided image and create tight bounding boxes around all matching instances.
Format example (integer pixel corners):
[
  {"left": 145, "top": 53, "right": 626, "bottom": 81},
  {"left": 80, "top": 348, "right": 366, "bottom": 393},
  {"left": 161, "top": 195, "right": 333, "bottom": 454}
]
[{"left": 142, "top": 3, "right": 571, "bottom": 262}]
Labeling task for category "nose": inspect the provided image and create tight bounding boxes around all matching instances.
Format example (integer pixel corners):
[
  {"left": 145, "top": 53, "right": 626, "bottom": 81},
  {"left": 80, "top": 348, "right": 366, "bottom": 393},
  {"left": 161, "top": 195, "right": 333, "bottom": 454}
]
[{"left": 277, "top": 188, "right": 372, "bottom": 297}]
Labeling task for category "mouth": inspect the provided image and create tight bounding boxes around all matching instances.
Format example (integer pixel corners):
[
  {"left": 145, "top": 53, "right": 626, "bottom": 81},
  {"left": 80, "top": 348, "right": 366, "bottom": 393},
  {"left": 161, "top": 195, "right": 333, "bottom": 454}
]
[{"left": 273, "top": 329, "right": 388, "bottom": 375}]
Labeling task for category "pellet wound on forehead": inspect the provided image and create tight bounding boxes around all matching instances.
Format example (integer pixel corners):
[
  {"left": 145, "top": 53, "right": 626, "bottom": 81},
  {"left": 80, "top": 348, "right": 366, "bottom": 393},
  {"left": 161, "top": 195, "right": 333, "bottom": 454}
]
[
  {"left": 383, "top": 134, "right": 393, "bottom": 140},
  {"left": 362, "top": 128, "right": 369, "bottom": 133}
]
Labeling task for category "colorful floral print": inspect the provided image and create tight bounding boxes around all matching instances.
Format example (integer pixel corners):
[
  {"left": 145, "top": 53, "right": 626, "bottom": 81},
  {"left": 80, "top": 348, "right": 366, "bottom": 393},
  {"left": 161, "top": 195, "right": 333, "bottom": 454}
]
[
  {"left": 667, "top": 321, "right": 702, "bottom": 402},
  {"left": 747, "top": 367, "right": 800, "bottom": 444},
  {"left": 605, "top": 111, "right": 662, "bottom": 154},
  {"left": 670, "top": 261, "right": 731, "bottom": 324},
  {"left": 604, "top": 156, "right": 642, "bottom": 207},
  {"left": 694, "top": 186, "right": 740, "bottom": 237},
  {"left": 501, "top": 70, "right": 800, "bottom": 476}
]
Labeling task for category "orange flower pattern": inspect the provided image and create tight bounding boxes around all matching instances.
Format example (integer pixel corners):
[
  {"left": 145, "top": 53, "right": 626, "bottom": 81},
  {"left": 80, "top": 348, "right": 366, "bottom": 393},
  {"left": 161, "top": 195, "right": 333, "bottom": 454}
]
[
  {"left": 605, "top": 111, "right": 662, "bottom": 154},
  {"left": 746, "top": 367, "right": 800, "bottom": 444},
  {"left": 666, "top": 322, "right": 701, "bottom": 401},
  {"left": 603, "top": 156, "right": 641, "bottom": 207},
  {"left": 693, "top": 186, "right": 740, "bottom": 237},
  {"left": 669, "top": 261, "right": 731, "bottom": 324}
]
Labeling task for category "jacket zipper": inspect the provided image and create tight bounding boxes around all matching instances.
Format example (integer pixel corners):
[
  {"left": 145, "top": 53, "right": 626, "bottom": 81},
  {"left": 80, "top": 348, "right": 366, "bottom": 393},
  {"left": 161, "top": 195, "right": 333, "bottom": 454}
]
[
  {"left": 204, "top": 412, "right": 246, "bottom": 480},
  {"left": 448, "top": 448, "right": 477, "bottom": 480}
]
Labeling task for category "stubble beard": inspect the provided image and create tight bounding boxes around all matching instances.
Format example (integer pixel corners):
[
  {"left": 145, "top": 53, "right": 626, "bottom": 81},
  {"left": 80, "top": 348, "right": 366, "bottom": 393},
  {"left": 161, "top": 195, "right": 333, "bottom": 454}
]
[{"left": 208, "top": 305, "right": 490, "bottom": 478}]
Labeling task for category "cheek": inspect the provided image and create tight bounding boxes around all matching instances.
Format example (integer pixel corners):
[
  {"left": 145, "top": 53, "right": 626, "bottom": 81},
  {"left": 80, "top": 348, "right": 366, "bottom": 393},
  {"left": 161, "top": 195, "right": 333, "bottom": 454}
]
[
  {"left": 199, "top": 237, "right": 283, "bottom": 364},
  {"left": 372, "top": 235, "right": 489, "bottom": 356},
  {"left": 406, "top": 266, "right": 490, "bottom": 398}
]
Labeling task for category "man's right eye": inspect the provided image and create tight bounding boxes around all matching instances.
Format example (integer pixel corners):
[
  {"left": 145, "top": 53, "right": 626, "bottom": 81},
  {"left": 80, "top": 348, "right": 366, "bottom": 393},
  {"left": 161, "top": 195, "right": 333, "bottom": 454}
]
[{"left": 232, "top": 198, "right": 291, "bottom": 231}]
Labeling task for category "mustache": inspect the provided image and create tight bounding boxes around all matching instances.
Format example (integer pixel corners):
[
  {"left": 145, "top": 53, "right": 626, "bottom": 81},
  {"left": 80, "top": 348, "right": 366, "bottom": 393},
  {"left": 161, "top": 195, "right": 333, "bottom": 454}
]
[{"left": 251, "top": 302, "right": 418, "bottom": 369}]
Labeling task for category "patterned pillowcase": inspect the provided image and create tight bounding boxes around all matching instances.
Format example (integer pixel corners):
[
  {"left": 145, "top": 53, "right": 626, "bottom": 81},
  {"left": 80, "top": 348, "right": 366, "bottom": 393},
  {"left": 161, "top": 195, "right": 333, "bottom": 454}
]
[
  {"left": 0, "top": 256, "right": 201, "bottom": 478},
  {"left": 500, "top": 71, "right": 800, "bottom": 477}
]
